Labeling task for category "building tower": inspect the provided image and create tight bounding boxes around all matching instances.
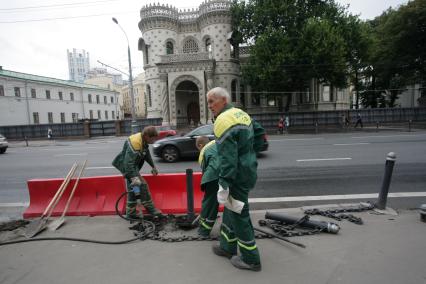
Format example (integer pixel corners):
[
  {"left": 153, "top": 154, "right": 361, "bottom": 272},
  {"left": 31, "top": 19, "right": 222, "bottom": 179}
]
[
  {"left": 138, "top": 0, "right": 238, "bottom": 127},
  {"left": 67, "top": 48, "right": 90, "bottom": 83}
]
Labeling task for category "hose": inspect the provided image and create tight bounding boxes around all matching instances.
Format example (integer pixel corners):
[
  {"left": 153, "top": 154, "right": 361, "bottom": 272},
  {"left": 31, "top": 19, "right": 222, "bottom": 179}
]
[{"left": 0, "top": 192, "right": 156, "bottom": 247}]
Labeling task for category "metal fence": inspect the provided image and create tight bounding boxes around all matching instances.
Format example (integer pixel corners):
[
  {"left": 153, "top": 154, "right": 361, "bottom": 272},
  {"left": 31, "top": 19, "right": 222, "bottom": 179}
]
[
  {"left": 251, "top": 107, "right": 426, "bottom": 130},
  {"left": 0, "top": 118, "right": 163, "bottom": 140}
]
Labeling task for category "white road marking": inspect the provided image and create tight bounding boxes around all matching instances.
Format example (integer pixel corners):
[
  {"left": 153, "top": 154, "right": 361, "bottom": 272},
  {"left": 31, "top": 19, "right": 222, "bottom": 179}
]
[
  {"left": 54, "top": 153, "right": 88, "bottom": 157},
  {"left": 297, "top": 157, "right": 352, "bottom": 162},
  {"left": 333, "top": 143, "right": 370, "bottom": 146},
  {"left": 86, "top": 166, "right": 115, "bottom": 170},
  {"left": 352, "top": 134, "right": 426, "bottom": 139},
  {"left": 269, "top": 138, "right": 324, "bottom": 142},
  {"left": 249, "top": 192, "right": 426, "bottom": 203},
  {"left": 0, "top": 202, "right": 29, "bottom": 207},
  {"left": 2, "top": 192, "right": 425, "bottom": 208}
]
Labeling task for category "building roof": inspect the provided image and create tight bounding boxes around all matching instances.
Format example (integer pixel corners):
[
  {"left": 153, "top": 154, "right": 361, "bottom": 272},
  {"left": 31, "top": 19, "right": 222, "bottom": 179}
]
[{"left": 0, "top": 68, "right": 115, "bottom": 92}]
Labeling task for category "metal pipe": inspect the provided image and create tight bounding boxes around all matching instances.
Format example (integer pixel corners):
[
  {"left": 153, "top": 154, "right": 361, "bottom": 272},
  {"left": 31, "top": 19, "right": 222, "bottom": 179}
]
[
  {"left": 375, "top": 152, "right": 396, "bottom": 210},
  {"left": 186, "top": 168, "right": 194, "bottom": 220},
  {"left": 265, "top": 212, "right": 340, "bottom": 234}
]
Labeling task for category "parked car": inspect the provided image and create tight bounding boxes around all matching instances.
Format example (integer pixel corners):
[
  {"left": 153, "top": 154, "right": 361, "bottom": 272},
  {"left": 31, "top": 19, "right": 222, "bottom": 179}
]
[
  {"left": 154, "top": 126, "right": 177, "bottom": 140},
  {"left": 0, "top": 134, "right": 9, "bottom": 154},
  {"left": 152, "top": 124, "right": 268, "bottom": 162}
]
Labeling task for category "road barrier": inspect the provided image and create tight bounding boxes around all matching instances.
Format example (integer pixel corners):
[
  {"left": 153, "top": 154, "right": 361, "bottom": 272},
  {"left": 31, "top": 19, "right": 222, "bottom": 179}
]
[{"left": 23, "top": 172, "right": 209, "bottom": 218}]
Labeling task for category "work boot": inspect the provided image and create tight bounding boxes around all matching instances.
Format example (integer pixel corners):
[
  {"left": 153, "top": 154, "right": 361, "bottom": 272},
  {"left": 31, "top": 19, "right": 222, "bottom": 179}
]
[
  {"left": 230, "top": 255, "right": 261, "bottom": 272},
  {"left": 212, "top": 244, "right": 235, "bottom": 259}
]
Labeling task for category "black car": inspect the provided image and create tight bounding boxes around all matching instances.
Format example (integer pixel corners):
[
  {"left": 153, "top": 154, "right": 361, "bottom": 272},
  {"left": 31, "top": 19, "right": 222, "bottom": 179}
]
[
  {"left": 0, "top": 134, "right": 8, "bottom": 154},
  {"left": 152, "top": 124, "right": 268, "bottom": 162}
]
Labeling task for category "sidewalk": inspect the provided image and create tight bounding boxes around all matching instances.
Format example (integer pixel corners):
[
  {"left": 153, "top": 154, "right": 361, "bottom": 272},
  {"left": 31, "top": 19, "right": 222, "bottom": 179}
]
[{"left": 1, "top": 205, "right": 425, "bottom": 284}]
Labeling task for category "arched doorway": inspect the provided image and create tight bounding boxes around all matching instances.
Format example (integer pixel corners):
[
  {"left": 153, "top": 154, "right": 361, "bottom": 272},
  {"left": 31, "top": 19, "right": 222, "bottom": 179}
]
[{"left": 175, "top": 80, "right": 199, "bottom": 127}]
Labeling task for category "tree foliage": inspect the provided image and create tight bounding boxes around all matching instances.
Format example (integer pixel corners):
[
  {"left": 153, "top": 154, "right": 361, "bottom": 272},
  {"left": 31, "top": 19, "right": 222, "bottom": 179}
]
[
  {"left": 231, "top": 0, "right": 369, "bottom": 98},
  {"left": 361, "top": 0, "right": 426, "bottom": 108}
]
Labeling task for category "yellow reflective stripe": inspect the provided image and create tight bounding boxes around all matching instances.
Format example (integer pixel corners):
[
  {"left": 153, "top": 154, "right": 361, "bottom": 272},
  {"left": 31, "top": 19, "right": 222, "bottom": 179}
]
[
  {"left": 237, "top": 240, "right": 257, "bottom": 251},
  {"left": 129, "top": 133, "right": 143, "bottom": 151},
  {"left": 198, "top": 140, "right": 216, "bottom": 165},
  {"left": 214, "top": 108, "right": 252, "bottom": 138},
  {"left": 200, "top": 219, "right": 212, "bottom": 230},
  {"left": 220, "top": 230, "right": 237, "bottom": 243}
]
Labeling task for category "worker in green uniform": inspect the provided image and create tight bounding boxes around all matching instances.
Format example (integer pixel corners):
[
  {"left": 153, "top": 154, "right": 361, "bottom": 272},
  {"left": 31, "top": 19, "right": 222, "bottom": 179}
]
[
  {"left": 196, "top": 136, "right": 219, "bottom": 237},
  {"left": 206, "top": 87, "right": 261, "bottom": 272},
  {"left": 112, "top": 126, "right": 161, "bottom": 219}
]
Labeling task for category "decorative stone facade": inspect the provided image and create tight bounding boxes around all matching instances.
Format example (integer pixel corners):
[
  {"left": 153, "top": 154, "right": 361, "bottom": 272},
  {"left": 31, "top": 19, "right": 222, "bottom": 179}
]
[
  {"left": 138, "top": 0, "right": 239, "bottom": 127},
  {"left": 138, "top": 0, "right": 350, "bottom": 126}
]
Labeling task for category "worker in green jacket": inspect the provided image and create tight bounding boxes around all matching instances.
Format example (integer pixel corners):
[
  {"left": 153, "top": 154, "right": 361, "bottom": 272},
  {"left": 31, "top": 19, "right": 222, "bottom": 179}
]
[
  {"left": 112, "top": 126, "right": 161, "bottom": 219},
  {"left": 206, "top": 87, "right": 261, "bottom": 272},
  {"left": 196, "top": 136, "right": 219, "bottom": 237}
]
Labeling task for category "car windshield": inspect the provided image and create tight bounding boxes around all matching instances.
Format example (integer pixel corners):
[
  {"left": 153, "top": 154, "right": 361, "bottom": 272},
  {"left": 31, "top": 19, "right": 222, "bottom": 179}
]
[{"left": 186, "top": 125, "right": 213, "bottom": 137}]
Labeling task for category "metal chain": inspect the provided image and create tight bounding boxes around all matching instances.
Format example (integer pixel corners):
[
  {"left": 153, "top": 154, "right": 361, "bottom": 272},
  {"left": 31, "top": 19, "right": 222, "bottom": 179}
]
[
  {"left": 303, "top": 202, "right": 374, "bottom": 225},
  {"left": 258, "top": 219, "right": 325, "bottom": 237}
]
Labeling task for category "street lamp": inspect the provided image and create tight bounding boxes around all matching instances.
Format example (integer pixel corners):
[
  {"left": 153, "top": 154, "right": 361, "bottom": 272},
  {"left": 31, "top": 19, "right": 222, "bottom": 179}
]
[{"left": 112, "top": 17, "right": 138, "bottom": 134}]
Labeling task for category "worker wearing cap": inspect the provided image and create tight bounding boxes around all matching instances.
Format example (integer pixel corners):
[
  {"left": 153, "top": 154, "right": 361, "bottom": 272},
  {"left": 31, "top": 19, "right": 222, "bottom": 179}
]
[
  {"left": 196, "top": 136, "right": 219, "bottom": 237},
  {"left": 206, "top": 87, "right": 261, "bottom": 272},
  {"left": 112, "top": 125, "right": 161, "bottom": 219}
]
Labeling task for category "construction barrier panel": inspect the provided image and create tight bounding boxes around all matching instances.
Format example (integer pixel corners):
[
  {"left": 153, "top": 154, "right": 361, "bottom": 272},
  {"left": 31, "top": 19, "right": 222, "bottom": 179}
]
[{"left": 23, "top": 172, "right": 215, "bottom": 218}]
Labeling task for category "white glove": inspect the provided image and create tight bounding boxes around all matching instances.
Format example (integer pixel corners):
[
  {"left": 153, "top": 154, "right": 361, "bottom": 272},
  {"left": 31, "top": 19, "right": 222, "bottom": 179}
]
[
  {"left": 151, "top": 167, "right": 158, "bottom": 176},
  {"left": 217, "top": 184, "right": 229, "bottom": 204},
  {"left": 225, "top": 196, "right": 244, "bottom": 214},
  {"left": 130, "top": 176, "right": 142, "bottom": 186}
]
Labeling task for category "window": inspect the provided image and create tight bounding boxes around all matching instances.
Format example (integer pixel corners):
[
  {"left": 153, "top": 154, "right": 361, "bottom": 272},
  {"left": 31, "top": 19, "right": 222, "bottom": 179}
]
[
  {"left": 104, "top": 96, "right": 107, "bottom": 104},
  {"left": 205, "top": 38, "right": 212, "bottom": 52},
  {"left": 70, "top": 92, "right": 74, "bottom": 101},
  {"left": 145, "top": 46, "right": 149, "bottom": 65},
  {"left": 96, "top": 95, "right": 100, "bottom": 104},
  {"left": 183, "top": 38, "right": 199, "bottom": 53},
  {"left": 60, "top": 112, "right": 65, "bottom": 123},
  {"left": 46, "top": 90, "right": 51, "bottom": 99},
  {"left": 88, "top": 94, "right": 92, "bottom": 103},
  {"left": 0, "top": 85, "right": 4, "bottom": 96},
  {"left": 105, "top": 110, "right": 108, "bottom": 120},
  {"left": 252, "top": 93, "right": 260, "bottom": 106},
  {"left": 166, "top": 41, "right": 174, "bottom": 54},
  {"left": 112, "top": 111, "right": 115, "bottom": 119},
  {"left": 231, "top": 80, "right": 237, "bottom": 102},
  {"left": 89, "top": 110, "right": 93, "bottom": 119},
  {"left": 322, "top": 86, "right": 330, "bottom": 102},
  {"left": 14, "top": 87, "right": 21, "bottom": 97},
  {"left": 72, "top": 113, "right": 78, "bottom": 122},
  {"left": 48, "top": 112, "right": 53, "bottom": 123},
  {"left": 59, "top": 91, "right": 63, "bottom": 100},
  {"left": 33, "top": 112, "right": 39, "bottom": 124},
  {"left": 146, "top": 85, "right": 152, "bottom": 107},
  {"left": 97, "top": 110, "right": 101, "bottom": 120},
  {"left": 31, "top": 88, "right": 36, "bottom": 98},
  {"left": 111, "top": 96, "right": 114, "bottom": 103}
]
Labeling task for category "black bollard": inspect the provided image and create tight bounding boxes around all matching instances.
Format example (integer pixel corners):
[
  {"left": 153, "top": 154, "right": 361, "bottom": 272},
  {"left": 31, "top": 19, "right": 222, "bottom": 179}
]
[
  {"left": 186, "top": 168, "right": 195, "bottom": 220},
  {"left": 408, "top": 120, "right": 412, "bottom": 132},
  {"left": 375, "top": 152, "right": 396, "bottom": 210},
  {"left": 376, "top": 121, "right": 379, "bottom": 132}
]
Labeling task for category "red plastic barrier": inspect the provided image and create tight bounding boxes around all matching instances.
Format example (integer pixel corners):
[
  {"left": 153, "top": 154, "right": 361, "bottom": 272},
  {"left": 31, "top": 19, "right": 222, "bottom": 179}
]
[{"left": 23, "top": 172, "right": 220, "bottom": 218}]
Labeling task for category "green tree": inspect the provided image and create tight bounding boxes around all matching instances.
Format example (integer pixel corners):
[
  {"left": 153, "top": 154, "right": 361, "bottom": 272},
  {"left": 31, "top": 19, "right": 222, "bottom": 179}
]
[
  {"left": 362, "top": 0, "right": 426, "bottom": 108},
  {"left": 231, "top": 0, "right": 368, "bottom": 109}
]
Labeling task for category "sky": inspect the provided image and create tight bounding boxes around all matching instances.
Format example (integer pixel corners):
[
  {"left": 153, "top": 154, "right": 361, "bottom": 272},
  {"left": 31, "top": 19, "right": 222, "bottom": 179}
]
[{"left": 0, "top": 0, "right": 409, "bottom": 81}]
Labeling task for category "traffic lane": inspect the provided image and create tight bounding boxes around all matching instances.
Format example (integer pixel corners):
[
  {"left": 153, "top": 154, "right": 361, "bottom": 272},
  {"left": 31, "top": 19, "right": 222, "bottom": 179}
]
[{"left": 252, "top": 163, "right": 426, "bottom": 197}]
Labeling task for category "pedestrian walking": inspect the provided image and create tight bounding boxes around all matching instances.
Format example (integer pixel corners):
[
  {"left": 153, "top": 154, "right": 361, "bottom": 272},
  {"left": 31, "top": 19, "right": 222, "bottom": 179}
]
[
  {"left": 206, "top": 87, "right": 261, "bottom": 272},
  {"left": 47, "top": 128, "right": 53, "bottom": 140},
  {"left": 112, "top": 126, "right": 162, "bottom": 219},
  {"left": 354, "top": 113, "right": 363, "bottom": 128},
  {"left": 278, "top": 116, "right": 284, "bottom": 134}
]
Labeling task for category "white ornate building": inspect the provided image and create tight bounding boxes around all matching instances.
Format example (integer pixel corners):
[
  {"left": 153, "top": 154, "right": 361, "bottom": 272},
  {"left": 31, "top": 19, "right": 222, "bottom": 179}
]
[{"left": 138, "top": 0, "right": 350, "bottom": 127}]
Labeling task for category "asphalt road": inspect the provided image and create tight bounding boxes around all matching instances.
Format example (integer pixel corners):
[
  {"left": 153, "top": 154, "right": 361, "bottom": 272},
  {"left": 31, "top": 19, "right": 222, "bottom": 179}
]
[{"left": 1, "top": 130, "right": 426, "bottom": 210}]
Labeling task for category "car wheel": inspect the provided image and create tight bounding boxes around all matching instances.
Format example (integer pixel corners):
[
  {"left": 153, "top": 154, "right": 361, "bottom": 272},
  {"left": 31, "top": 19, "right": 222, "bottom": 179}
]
[
  {"left": 162, "top": 146, "right": 179, "bottom": 162},
  {"left": 0, "top": 148, "right": 5, "bottom": 154}
]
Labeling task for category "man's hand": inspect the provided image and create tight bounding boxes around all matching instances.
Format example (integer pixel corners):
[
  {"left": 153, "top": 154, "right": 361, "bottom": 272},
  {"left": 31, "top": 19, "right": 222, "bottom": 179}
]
[
  {"left": 130, "top": 176, "right": 142, "bottom": 186},
  {"left": 151, "top": 167, "right": 158, "bottom": 176},
  {"left": 217, "top": 184, "right": 229, "bottom": 204}
]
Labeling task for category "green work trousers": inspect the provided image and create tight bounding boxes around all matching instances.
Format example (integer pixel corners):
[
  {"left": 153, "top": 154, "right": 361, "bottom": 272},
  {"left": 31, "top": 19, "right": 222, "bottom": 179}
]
[
  {"left": 198, "top": 181, "right": 219, "bottom": 236},
  {"left": 219, "top": 185, "right": 260, "bottom": 265},
  {"left": 125, "top": 177, "right": 157, "bottom": 216}
]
